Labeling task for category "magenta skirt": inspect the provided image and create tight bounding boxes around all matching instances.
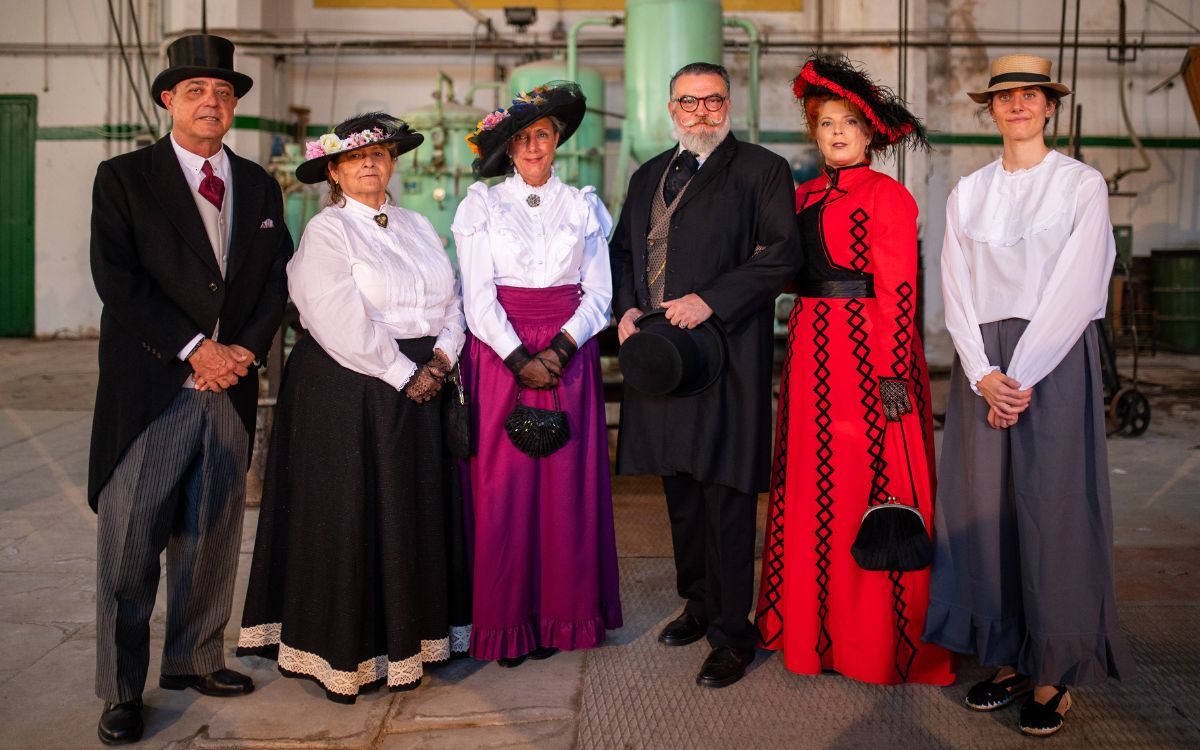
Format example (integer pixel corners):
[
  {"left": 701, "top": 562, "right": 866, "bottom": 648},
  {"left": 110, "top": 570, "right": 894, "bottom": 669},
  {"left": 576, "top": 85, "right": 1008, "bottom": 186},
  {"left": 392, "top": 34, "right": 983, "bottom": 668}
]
[{"left": 461, "top": 284, "right": 622, "bottom": 660}]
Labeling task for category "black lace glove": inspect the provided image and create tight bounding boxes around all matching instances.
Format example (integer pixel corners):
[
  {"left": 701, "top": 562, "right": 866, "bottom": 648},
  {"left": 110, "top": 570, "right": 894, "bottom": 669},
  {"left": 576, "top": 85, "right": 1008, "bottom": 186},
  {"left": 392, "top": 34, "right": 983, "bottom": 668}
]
[
  {"left": 504, "top": 345, "right": 559, "bottom": 389},
  {"left": 543, "top": 331, "right": 578, "bottom": 370},
  {"left": 404, "top": 363, "right": 446, "bottom": 403},
  {"left": 878, "top": 377, "right": 913, "bottom": 422}
]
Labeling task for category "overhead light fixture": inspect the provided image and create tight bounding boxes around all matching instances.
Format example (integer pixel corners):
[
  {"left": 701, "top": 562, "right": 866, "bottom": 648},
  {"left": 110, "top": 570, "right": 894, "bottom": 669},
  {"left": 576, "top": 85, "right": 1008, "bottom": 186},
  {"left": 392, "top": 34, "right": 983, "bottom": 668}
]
[{"left": 504, "top": 7, "right": 538, "bottom": 32}]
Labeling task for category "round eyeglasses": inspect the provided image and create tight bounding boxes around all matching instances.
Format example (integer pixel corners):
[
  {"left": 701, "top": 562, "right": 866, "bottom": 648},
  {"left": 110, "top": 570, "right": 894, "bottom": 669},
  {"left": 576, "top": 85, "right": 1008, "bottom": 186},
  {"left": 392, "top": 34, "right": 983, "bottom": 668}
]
[{"left": 672, "top": 94, "right": 728, "bottom": 112}]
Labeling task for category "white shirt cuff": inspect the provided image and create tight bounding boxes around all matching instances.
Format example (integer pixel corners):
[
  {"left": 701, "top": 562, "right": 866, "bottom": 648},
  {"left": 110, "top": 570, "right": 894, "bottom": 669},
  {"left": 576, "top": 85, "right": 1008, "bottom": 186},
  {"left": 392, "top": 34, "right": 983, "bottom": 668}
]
[
  {"left": 968, "top": 365, "right": 1000, "bottom": 396},
  {"left": 433, "top": 335, "right": 459, "bottom": 367},
  {"left": 382, "top": 360, "right": 418, "bottom": 391},
  {"left": 178, "top": 334, "right": 205, "bottom": 361}
]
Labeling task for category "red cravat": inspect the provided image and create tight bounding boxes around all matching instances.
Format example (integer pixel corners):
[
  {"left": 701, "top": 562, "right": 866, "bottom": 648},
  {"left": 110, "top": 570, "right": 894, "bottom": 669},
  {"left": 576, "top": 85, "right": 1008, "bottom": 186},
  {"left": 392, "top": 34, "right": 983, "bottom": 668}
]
[{"left": 199, "top": 160, "right": 225, "bottom": 210}]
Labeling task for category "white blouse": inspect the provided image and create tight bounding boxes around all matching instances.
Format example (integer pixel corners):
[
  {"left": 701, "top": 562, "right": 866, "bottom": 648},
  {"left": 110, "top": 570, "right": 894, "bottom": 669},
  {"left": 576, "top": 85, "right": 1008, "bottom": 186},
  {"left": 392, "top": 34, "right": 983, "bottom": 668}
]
[
  {"left": 452, "top": 171, "right": 613, "bottom": 358},
  {"left": 288, "top": 197, "right": 465, "bottom": 390},
  {"left": 942, "top": 149, "right": 1115, "bottom": 392}
]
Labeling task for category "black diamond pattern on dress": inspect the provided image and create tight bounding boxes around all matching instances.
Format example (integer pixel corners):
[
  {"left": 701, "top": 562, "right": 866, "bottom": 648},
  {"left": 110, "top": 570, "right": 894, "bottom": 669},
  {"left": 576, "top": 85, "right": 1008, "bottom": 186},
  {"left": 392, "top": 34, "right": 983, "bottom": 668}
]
[
  {"left": 812, "top": 301, "right": 835, "bottom": 659},
  {"left": 849, "top": 208, "right": 870, "bottom": 272},
  {"left": 890, "top": 281, "right": 914, "bottom": 378},
  {"left": 845, "top": 299, "right": 889, "bottom": 506},
  {"left": 889, "top": 570, "right": 919, "bottom": 681},
  {"left": 755, "top": 301, "right": 801, "bottom": 647}
]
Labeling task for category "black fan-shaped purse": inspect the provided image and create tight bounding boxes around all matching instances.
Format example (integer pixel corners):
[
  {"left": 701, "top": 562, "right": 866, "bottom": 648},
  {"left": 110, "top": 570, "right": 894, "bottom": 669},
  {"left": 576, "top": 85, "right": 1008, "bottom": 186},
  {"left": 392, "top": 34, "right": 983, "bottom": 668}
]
[{"left": 504, "top": 388, "right": 570, "bottom": 458}]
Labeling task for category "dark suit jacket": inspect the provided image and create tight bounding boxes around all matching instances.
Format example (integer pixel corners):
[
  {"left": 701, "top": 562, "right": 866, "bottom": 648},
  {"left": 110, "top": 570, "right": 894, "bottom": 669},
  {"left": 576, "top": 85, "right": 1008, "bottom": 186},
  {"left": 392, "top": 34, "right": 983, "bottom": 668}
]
[
  {"left": 87, "top": 135, "right": 292, "bottom": 510},
  {"left": 609, "top": 133, "right": 801, "bottom": 495}
]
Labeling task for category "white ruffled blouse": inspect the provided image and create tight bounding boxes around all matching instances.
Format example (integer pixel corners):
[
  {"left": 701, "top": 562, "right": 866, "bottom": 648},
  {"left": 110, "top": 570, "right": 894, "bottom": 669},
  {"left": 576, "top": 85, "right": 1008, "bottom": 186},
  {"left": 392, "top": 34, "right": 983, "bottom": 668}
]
[
  {"left": 287, "top": 197, "right": 465, "bottom": 390},
  {"left": 941, "top": 149, "right": 1116, "bottom": 391},
  {"left": 451, "top": 171, "right": 614, "bottom": 358}
]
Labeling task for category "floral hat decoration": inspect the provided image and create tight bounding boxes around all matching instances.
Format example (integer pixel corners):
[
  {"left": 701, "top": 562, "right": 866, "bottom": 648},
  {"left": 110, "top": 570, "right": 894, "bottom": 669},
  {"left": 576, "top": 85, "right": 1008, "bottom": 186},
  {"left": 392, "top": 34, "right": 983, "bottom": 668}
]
[
  {"left": 296, "top": 112, "right": 424, "bottom": 184},
  {"left": 793, "top": 53, "right": 929, "bottom": 156},
  {"left": 467, "top": 81, "right": 587, "bottom": 179}
]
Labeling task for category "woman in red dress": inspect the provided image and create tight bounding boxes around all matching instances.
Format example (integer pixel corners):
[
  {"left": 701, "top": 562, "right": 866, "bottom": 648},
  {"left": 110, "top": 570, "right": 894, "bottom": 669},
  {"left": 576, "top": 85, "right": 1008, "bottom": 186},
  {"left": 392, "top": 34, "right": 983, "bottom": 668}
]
[{"left": 755, "top": 54, "right": 955, "bottom": 685}]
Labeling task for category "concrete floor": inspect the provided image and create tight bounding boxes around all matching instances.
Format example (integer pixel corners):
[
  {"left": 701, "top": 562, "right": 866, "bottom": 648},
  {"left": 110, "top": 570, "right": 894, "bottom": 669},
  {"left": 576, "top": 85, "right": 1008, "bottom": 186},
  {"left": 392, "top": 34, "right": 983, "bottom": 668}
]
[{"left": 1, "top": 338, "right": 1198, "bottom": 749}]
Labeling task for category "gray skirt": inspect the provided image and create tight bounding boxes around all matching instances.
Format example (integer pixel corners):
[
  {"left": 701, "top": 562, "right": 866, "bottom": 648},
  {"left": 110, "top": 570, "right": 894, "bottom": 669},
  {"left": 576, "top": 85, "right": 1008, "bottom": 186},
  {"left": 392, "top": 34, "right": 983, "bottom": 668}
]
[{"left": 923, "top": 319, "right": 1135, "bottom": 686}]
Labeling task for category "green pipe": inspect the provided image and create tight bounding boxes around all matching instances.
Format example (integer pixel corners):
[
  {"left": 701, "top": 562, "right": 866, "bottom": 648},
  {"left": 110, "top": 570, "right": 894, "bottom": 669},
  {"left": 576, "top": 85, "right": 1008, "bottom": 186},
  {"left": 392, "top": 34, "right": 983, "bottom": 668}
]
[
  {"left": 433, "top": 71, "right": 455, "bottom": 118},
  {"left": 610, "top": 125, "right": 634, "bottom": 227},
  {"left": 567, "top": 16, "right": 621, "bottom": 87},
  {"left": 465, "top": 81, "right": 504, "bottom": 108},
  {"left": 723, "top": 17, "right": 761, "bottom": 144}
]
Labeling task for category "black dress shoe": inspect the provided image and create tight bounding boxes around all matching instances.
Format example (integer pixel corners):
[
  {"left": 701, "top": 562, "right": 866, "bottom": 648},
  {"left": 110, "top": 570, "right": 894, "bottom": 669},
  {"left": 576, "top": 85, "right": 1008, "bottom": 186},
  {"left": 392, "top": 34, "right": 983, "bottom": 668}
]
[
  {"left": 497, "top": 654, "right": 528, "bottom": 668},
  {"left": 658, "top": 611, "right": 707, "bottom": 646},
  {"left": 98, "top": 698, "right": 143, "bottom": 746},
  {"left": 159, "top": 668, "right": 254, "bottom": 696},
  {"left": 696, "top": 646, "right": 756, "bottom": 688},
  {"left": 528, "top": 646, "right": 559, "bottom": 660}
]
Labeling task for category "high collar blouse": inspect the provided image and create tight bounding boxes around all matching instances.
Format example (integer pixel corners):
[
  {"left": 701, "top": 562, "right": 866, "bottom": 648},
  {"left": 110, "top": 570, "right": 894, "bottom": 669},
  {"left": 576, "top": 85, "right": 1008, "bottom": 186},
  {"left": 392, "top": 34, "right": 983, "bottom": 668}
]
[
  {"left": 941, "top": 149, "right": 1115, "bottom": 391},
  {"left": 451, "top": 171, "right": 613, "bottom": 358},
  {"left": 287, "top": 196, "right": 465, "bottom": 390}
]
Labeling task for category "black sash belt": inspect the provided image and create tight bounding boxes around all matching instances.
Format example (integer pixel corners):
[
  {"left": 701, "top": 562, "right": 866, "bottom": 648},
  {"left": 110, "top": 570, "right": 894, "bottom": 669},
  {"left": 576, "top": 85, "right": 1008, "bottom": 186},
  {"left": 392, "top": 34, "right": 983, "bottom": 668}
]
[{"left": 797, "top": 279, "right": 875, "bottom": 299}]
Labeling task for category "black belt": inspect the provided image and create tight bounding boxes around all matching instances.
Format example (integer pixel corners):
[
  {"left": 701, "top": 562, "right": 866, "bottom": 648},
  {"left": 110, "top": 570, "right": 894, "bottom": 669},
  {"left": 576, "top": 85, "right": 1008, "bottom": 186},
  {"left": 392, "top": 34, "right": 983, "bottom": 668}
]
[{"left": 797, "top": 278, "right": 875, "bottom": 298}]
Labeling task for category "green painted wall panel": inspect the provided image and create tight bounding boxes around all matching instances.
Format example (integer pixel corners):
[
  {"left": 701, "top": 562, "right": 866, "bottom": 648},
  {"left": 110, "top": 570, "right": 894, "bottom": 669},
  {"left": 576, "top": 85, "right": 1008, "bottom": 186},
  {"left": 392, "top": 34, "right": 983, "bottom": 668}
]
[{"left": 0, "top": 95, "right": 36, "bottom": 336}]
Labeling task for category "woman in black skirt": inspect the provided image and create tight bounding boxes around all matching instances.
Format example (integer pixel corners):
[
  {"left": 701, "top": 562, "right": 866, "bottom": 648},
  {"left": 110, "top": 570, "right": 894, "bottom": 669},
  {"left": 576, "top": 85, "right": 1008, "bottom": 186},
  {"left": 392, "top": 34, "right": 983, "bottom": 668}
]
[
  {"left": 923, "top": 55, "right": 1134, "bottom": 736},
  {"left": 237, "top": 113, "right": 469, "bottom": 703}
]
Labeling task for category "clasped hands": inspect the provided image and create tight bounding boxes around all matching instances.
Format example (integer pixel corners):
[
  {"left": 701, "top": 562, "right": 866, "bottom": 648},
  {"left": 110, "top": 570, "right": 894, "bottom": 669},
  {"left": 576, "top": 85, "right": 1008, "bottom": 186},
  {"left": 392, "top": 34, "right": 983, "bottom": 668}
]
[
  {"left": 404, "top": 349, "right": 453, "bottom": 403},
  {"left": 616, "top": 293, "right": 713, "bottom": 344},
  {"left": 504, "top": 332, "right": 578, "bottom": 390},
  {"left": 190, "top": 339, "right": 254, "bottom": 392},
  {"left": 977, "top": 370, "right": 1032, "bottom": 430}
]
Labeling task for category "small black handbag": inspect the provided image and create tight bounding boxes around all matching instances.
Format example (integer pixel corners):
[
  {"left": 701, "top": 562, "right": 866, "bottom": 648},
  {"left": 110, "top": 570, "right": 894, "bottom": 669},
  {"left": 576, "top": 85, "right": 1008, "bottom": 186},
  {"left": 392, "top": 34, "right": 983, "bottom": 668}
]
[
  {"left": 504, "top": 387, "right": 570, "bottom": 458},
  {"left": 442, "top": 365, "right": 473, "bottom": 459},
  {"left": 850, "top": 388, "right": 933, "bottom": 572}
]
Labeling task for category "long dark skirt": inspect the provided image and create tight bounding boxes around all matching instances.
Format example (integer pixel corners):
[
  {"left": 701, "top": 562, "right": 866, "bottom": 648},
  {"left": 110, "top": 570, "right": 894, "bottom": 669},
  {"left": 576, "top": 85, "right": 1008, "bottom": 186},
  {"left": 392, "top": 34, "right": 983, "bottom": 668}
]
[
  {"left": 923, "top": 319, "right": 1135, "bottom": 686},
  {"left": 237, "top": 334, "right": 471, "bottom": 703}
]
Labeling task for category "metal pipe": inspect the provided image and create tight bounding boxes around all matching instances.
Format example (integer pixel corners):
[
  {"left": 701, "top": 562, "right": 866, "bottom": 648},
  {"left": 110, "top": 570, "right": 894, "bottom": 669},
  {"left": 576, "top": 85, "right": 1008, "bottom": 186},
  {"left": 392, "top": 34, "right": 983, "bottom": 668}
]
[
  {"left": 723, "top": 18, "right": 760, "bottom": 143},
  {"left": 567, "top": 16, "right": 620, "bottom": 85},
  {"left": 447, "top": 0, "right": 491, "bottom": 27},
  {"left": 465, "top": 81, "right": 504, "bottom": 107}
]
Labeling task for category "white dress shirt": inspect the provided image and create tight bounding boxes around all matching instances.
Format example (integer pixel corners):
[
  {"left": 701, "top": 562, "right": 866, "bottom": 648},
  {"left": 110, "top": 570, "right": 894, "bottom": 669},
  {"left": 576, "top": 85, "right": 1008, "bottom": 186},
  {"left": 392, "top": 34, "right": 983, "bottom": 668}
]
[
  {"left": 288, "top": 197, "right": 466, "bottom": 390},
  {"left": 452, "top": 171, "right": 613, "bottom": 358},
  {"left": 171, "top": 133, "right": 233, "bottom": 363},
  {"left": 941, "top": 149, "right": 1115, "bottom": 392}
]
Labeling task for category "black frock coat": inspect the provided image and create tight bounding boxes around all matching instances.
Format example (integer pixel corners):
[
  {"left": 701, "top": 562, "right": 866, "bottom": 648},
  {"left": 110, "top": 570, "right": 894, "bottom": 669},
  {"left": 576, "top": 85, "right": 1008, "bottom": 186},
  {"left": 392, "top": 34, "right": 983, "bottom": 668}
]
[
  {"left": 87, "top": 135, "right": 292, "bottom": 510},
  {"left": 610, "top": 133, "right": 801, "bottom": 495}
]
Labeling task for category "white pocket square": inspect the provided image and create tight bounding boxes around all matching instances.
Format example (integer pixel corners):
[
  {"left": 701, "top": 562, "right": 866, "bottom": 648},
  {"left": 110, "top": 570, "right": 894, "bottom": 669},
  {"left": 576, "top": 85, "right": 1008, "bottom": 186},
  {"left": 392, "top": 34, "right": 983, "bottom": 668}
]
[{"left": 259, "top": 218, "right": 274, "bottom": 229}]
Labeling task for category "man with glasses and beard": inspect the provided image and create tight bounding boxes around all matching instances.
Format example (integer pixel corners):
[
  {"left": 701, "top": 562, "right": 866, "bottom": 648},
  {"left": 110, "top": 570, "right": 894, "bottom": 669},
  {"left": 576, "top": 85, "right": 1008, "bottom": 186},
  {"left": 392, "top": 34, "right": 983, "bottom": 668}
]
[{"left": 610, "top": 62, "right": 801, "bottom": 688}]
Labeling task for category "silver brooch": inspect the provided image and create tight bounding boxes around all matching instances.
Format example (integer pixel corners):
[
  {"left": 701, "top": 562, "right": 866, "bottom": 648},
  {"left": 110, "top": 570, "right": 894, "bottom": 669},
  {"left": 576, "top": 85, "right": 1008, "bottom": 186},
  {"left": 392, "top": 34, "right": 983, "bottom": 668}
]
[{"left": 526, "top": 194, "right": 541, "bottom": 208}]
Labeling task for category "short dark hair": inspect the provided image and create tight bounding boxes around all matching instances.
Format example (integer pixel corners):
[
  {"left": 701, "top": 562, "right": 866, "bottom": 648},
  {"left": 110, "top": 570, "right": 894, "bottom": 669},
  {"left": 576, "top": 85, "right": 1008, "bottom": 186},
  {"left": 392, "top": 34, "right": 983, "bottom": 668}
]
[{"left": 670, "top": 62, "right": 731, "bottom": 99}]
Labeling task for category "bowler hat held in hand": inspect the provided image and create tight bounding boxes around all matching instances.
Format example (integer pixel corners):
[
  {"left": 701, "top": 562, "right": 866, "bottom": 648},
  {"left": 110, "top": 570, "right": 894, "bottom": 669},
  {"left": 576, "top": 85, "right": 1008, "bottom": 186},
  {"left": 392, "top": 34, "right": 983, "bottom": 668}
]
[{"left": 618, "top": 309, "right": 728, "bottom": 397}]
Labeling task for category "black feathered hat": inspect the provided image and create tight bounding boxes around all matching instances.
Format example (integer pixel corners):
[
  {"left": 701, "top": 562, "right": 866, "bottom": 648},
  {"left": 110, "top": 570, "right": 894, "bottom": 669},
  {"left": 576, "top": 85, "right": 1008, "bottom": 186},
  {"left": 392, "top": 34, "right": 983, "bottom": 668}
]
[
  {"left": 467, "top": 81, "right": 587, "bottom": 179},
  {"left": 152, "top": 35, "right": 253, "bottom": 108},
  {"left": 793, "top": 53, "right": 928, "bottom": 155},
  {"left": 296, "top": 112, "right": 424, "bottom": 185}
]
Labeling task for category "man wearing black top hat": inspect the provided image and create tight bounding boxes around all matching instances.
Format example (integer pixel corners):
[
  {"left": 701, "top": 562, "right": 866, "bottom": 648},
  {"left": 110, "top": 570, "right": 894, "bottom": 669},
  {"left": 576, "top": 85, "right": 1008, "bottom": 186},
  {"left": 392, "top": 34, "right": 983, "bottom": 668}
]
[
  {"left": 89, "top": 35, "right": 290, "bottom": 744},
  {"left": 611, "top": 62, "right": 801, "bottom": 688}
]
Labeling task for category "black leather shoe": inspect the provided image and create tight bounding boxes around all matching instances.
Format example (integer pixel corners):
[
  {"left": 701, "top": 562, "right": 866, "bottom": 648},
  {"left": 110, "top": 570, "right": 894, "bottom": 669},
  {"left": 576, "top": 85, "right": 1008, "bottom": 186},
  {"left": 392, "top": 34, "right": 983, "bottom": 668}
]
[
  {"left": 497, "top": 655, "right": 528, "bottom": 668},
  {"left": 528, "top": 646, "right": 559, "bottom": 660},
  {"left": 658, "top": 611, "right": 707, "bottom": 646},
  {"left": 98, "top": 698, "right": 143, "bottom": 746},
  {"left": 159, "top": 668, "right": 254, "bottom": 696},
  {"left": 696, "top": 646, "right": 756, "bottom": 688}
]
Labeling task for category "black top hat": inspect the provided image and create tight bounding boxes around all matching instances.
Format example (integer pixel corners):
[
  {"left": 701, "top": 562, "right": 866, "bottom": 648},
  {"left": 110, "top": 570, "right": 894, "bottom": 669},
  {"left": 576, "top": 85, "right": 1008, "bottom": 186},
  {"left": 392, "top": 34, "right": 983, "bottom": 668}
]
[
  {"left": 618, "top": 310, "right": 729, "bottom": 398},
  {"left": 467, "top": 81, "right": 587, "bottom": 179},
  {"left": 152, "top": 35, "right": 253, "bottom": 108},
  {"left": 295, "top": 112, "right": 425, "bottom": 185}
]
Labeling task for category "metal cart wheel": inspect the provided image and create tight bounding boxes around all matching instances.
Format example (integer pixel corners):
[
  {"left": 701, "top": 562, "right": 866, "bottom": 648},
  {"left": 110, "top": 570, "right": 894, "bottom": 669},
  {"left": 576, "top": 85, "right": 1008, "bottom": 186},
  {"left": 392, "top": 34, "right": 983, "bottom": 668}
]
[{"left": 1110, "top": 387, "right": 1151, "bottom": 437}]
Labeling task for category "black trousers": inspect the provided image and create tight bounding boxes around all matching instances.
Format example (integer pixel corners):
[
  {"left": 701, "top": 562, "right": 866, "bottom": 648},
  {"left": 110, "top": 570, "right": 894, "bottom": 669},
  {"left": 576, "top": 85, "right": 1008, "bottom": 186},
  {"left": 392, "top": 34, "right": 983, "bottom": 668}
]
[{"left": 662, "top": 474, "right": 758, "bottom": 651}]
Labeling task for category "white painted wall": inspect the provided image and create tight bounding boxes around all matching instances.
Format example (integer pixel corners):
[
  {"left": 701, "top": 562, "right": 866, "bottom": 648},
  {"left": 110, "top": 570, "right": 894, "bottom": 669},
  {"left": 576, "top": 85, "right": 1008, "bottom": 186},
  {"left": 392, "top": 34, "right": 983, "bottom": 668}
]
[{"left": 2, "top": 1, "right": 1197, "bottom": 343}]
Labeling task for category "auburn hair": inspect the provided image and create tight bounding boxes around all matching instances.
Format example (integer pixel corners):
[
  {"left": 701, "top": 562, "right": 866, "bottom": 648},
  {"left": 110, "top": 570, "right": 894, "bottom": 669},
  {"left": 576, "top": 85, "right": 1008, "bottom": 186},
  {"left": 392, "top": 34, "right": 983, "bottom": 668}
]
[{"left": 803, "top": 93, "right": 878, "bottom": 154}]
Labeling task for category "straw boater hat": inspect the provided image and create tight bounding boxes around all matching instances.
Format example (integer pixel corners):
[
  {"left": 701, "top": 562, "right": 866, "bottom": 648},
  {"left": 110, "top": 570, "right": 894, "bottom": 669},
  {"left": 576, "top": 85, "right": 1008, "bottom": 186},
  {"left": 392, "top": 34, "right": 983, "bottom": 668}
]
[
  {"left": 792, "top": 53, "right": 928, "bottom": 155},
  {"left": 295, "top": 112, "right": 424, "bottom": 184},
  {"left": 151, "top": 34, "right": 253, "bottom": 108},
  {"left": 968, "top": 54, "right": 1073, "bottom": 103},
  {"left": 466, "top": 81, "right": 587, "bottom": 179}
]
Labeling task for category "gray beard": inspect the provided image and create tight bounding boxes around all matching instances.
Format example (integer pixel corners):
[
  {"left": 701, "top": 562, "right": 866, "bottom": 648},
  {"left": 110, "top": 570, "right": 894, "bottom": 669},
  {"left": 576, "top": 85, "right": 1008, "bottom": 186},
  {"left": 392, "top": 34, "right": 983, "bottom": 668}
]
[{"left": 671, "top": 117, "right": 731, "bottom": 157}]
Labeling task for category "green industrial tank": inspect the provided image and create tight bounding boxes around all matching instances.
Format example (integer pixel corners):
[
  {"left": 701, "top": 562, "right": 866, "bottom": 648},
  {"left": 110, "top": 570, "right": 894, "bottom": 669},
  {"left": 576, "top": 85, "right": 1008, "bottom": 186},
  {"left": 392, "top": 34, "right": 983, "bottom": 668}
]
[
  {"left": 624, "top": 0, "right": 724, "bottom": 161},
  {"left": 508, "top": 59, "right": 606, "bottom": 197},
  {"left": 399, "top": 99, "right": 489, "bottom": 264}
]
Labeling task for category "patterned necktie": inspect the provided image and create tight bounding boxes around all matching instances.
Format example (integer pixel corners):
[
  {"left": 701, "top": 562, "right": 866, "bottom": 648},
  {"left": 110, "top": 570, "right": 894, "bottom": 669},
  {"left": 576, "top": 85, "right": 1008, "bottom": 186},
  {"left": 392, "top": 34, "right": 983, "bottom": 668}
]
[
  {"left": 199, "top": 160, "right": 225, "bottom": 210},
  {"left": 662, "top": 150, "right": 699, "bottom": 205}
]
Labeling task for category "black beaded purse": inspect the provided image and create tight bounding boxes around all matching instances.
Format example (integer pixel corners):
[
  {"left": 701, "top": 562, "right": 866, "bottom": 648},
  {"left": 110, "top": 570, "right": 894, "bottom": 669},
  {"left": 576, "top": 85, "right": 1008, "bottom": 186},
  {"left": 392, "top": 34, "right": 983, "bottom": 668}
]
[
  {"left": 441, "top": 365, "right": 472, "bottom": 459},
  {"left": 504, "top": 388, "right": 570, "bottom": 458}
]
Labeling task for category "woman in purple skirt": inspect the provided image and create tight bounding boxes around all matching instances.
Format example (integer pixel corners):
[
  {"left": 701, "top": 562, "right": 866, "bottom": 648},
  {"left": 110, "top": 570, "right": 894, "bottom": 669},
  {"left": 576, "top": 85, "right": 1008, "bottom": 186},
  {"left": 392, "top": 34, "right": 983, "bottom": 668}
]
[{"left": 453, "top": 82, "right": 622, "bottom": 667}]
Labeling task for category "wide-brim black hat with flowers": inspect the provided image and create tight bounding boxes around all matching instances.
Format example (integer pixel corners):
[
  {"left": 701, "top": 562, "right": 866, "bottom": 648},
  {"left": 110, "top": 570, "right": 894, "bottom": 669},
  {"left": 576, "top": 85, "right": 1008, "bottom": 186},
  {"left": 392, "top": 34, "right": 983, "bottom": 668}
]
[
  {"left": 793, "top": 53, "right": 928, "bottom": 155},
  {"left": 468, "top": 81, "right": 587, "bottom": 179},
  {"left": 152, "top": 35, "right": 254, "bottom": 108},
  {"left": 296, "top": 112, "right": 424, "bottom": 184}
]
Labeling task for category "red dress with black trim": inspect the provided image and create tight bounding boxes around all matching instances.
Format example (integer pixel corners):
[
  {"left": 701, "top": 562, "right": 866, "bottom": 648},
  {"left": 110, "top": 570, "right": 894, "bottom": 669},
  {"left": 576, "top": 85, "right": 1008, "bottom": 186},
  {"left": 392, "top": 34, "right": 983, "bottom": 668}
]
[{"left": 754, "top": 163, "right": 955, "bottom": 685}]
